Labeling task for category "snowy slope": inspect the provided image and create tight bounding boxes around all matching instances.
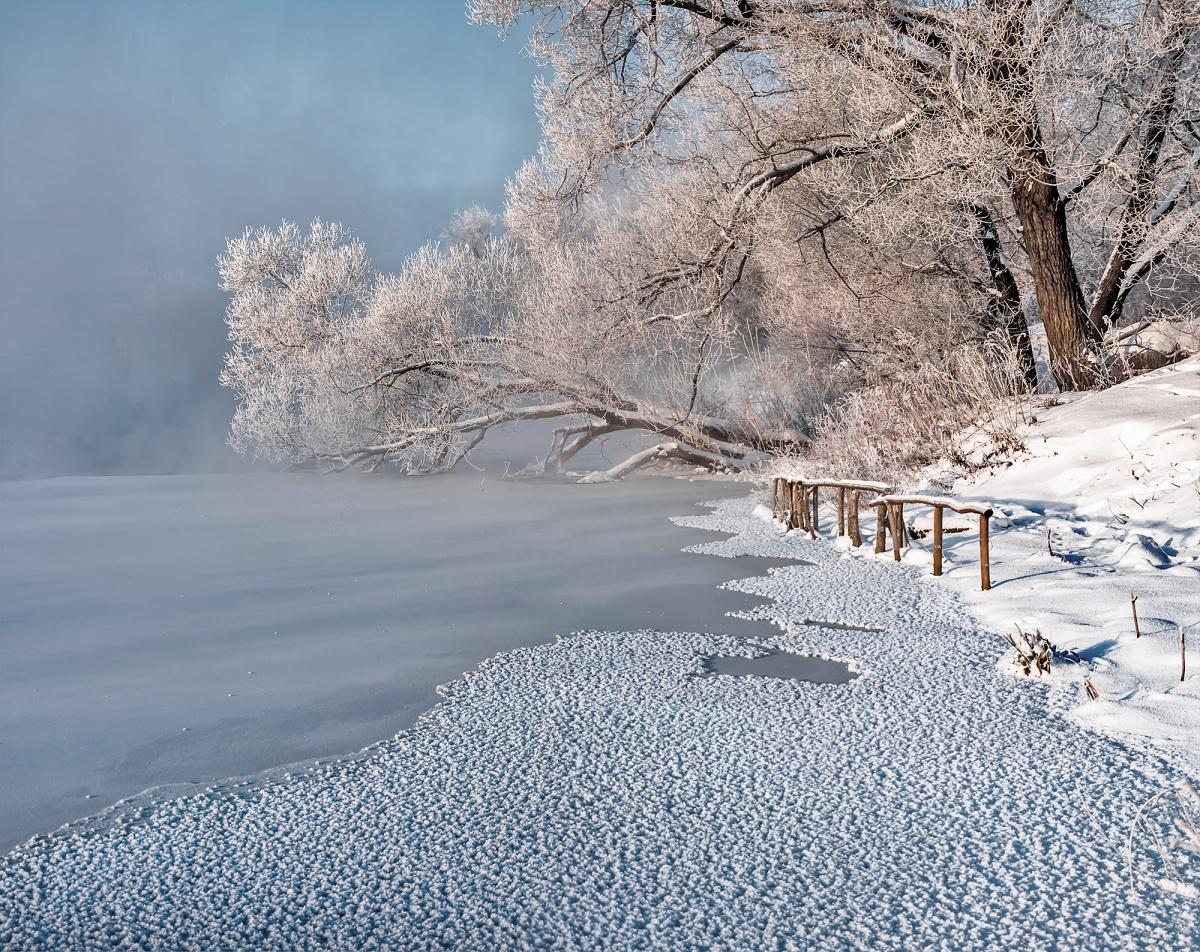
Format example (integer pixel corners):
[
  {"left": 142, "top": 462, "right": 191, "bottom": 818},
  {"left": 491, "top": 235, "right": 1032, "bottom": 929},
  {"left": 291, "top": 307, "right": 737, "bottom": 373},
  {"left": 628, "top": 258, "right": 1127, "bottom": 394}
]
[{"left": 915, "top": 357, "right": 1200, "bottom": 769}]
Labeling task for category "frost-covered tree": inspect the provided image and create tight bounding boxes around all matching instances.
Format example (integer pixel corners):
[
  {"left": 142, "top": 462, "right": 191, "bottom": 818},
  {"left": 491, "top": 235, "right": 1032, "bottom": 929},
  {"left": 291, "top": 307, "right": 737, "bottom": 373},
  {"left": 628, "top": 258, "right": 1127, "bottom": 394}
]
[
  {"left": 220, "top": 0, "right": 1200, "bottom": 478},
  {"left": 219, "top": 218, "right": 800, "bottom": 476},
  {"left": 439, "top": 204, "right": 499, "bottom": 258},
  {"left": 471, "top": 0, "right": 1200, "bottom": 390}
]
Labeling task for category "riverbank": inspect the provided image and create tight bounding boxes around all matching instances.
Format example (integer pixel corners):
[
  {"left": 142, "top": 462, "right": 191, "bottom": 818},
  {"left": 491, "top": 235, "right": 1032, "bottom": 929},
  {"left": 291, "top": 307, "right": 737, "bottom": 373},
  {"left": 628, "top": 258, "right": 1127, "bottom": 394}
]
[
  {"left": 3, "top": 493, "right": 1195, "bottom": 949},
  {"left": 871, "top": 357, "right": 1200, "bottom": 774}
]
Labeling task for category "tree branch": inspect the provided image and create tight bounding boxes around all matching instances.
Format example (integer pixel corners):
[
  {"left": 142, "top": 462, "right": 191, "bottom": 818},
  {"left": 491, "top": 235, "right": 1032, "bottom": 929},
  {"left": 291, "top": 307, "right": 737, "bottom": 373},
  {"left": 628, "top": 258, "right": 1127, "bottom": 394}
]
[
  {"left": 576, "top": 440, "right": 733, "bottom": 482},
  {"left": 615, "top": 37, "right": 743, "bottom": 151}
]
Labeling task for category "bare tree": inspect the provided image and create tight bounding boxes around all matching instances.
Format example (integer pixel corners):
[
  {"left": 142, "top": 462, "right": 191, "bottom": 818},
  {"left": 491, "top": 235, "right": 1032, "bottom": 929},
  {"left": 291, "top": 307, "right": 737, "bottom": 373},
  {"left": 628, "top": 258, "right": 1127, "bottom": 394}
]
[
  {"left": 219, "top": 218, "right": 800, "bottom": 476},
  {"left": 440, "top": 204, "right": 499, "bottom": 258},
  {"left": 472, "top": 0, "right": 1200, "bottom": 390}
]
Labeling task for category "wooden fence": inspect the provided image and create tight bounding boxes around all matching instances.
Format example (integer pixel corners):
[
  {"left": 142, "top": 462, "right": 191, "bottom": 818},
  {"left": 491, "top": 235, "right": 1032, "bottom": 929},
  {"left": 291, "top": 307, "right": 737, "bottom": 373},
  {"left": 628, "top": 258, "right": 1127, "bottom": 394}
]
[
  {"left": 770, "top": 478, "right": 996, "bottom": 591},
  {"left": 770, "top": 477, "right": 891, "bottom": 546}
]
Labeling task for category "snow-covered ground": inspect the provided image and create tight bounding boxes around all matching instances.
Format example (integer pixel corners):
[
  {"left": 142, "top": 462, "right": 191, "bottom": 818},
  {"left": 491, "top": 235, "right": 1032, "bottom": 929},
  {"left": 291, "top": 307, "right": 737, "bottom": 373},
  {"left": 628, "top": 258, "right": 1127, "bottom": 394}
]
[
  {"left": 2, "top": 494, "right": 1197, "bottom": 949},
  {"left": 878, "top": 357, "right": 1200, "bottom": 772},
  {"left": 0, "top": 473, "right": 773, "bottom": 852}
]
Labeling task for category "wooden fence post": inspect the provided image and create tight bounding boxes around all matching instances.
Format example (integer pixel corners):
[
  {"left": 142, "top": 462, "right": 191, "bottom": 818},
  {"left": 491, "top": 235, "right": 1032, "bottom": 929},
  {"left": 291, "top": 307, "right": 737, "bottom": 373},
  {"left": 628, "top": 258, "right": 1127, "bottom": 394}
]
[
  {"left": 801, "top": 490, "right": 994, "bottom": 590},
  {"left": 932, "top": 505, "right": 944, "bottom": 577},
  {"left": 979, "top": 512, "right": 991, "bottom": 591},
  {"left": 771, "top": 478, "right": 779, "bottom": 519}
]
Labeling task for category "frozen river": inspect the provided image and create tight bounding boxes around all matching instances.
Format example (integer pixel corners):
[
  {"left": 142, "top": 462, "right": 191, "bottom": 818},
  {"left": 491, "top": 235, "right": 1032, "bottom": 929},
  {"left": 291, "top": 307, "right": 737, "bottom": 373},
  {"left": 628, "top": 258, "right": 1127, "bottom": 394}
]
[
  {"left": 0, "top": 473, "right": 781, "bottom": 851},
  {"left": 5, "top": 491, "right": 1193, "bottom": 949}
]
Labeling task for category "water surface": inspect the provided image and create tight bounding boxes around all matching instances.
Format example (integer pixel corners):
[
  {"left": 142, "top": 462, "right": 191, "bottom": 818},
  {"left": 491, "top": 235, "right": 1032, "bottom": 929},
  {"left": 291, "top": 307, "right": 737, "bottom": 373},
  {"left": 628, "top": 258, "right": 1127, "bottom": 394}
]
[
  {"left": 703, "top": 650, "right": 857, "bottom": 683},
  {"left": 0, "top": 473, "right": 783, "bottom": 850}
]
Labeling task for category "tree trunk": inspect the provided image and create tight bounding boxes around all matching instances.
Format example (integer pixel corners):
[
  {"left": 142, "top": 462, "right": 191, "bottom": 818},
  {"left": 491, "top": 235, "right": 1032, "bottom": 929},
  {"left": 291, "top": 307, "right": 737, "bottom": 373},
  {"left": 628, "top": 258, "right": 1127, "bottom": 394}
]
[
  {"left": 971, "top": 203, "right": 1038, "bottom": 391},
  {"left": 986, "top": 0, "right": 1098, "bottom": 391},
  {"left": 1008, "top": 139, "right": 1099, "bottom": 391}
]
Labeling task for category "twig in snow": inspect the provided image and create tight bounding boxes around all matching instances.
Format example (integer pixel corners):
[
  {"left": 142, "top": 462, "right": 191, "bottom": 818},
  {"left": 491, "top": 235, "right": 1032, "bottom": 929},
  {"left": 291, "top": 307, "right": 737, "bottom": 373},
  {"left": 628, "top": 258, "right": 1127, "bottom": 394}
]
[
  {"left": 1106, "top": 499, "right": 1130, "bottom": 525},
  {"left": 1127, "top": 781, "right": 1200, "bottom": 898},
  {"left": 1132, "top": 594, "right": 1141, "bottom": 639}
]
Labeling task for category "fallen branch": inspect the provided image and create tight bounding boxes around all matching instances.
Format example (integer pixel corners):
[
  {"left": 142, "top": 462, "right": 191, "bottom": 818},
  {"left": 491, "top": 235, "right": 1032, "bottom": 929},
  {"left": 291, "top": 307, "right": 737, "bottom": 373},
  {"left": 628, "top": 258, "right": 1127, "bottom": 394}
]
[{"left": 577, "top": 441, "right": 732, "bottom": 483}]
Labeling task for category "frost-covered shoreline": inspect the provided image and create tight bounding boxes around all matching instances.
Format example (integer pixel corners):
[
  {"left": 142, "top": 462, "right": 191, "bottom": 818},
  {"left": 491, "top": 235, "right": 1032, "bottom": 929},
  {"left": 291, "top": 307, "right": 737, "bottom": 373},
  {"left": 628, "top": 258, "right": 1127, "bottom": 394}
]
[
  {"left": 885, "top": 358, "right": 1200, "bottom": 774},
  {"left": 3, "top": 494, "right": 1197, "bottom": 950}
]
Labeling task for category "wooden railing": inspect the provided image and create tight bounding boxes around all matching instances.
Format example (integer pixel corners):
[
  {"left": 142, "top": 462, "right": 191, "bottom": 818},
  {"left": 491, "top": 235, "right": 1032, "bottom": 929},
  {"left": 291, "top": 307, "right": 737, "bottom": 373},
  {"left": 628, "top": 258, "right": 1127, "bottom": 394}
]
[
  {"left": 770, "top": 478, "right": 996, "bottom": 591},
  {"left": 866, "top": 494, "right": 994, "bottom": 591},
  {"left": 770, "top": 478, "right": 893, "bottom": 545}
]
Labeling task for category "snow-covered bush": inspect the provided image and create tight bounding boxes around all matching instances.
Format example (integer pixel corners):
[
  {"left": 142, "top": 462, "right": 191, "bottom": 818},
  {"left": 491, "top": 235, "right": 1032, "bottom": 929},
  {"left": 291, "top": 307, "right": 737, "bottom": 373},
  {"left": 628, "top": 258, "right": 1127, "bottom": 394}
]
[{"left": 1005, "top": 627, "right": 1054, "bottom": 678}]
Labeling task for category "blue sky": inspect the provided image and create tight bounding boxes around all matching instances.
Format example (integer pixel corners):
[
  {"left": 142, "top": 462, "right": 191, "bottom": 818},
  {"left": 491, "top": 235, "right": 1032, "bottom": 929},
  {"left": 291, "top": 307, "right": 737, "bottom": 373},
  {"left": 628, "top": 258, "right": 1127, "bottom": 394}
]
[{"left": 0, "top": 0, "right": 541, "bottom": 474}]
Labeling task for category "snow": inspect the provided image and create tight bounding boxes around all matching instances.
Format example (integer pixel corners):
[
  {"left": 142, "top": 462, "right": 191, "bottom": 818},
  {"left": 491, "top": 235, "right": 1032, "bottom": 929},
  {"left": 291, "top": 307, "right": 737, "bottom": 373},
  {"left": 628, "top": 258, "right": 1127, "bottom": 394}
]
[
  {"left": 0, "top": 473, "right": 776, "bottom": 853},
  {"left": 2, "top": 494, "right": 1197, "bottom": 948},
  {"left": 901, "top": 357, "right": 1200, "bottom": 772}
]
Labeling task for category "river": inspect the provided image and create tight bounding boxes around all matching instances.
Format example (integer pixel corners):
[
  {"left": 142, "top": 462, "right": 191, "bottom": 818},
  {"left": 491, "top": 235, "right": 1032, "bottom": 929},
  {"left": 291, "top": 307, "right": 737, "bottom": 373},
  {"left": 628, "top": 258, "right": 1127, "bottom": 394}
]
[{"left": 0, "top": 472, "right": 783, "bottom": 851}]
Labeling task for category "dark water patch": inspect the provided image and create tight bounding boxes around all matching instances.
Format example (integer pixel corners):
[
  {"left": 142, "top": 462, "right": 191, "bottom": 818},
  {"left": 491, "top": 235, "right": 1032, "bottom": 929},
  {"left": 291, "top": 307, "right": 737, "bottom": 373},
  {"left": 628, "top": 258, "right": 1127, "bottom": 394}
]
[
  {"left": 701, "top": 649, "right": 858, "bottom": 684},
  {"left": 801, "top": 618, "right": 888, "bottom": 633}
]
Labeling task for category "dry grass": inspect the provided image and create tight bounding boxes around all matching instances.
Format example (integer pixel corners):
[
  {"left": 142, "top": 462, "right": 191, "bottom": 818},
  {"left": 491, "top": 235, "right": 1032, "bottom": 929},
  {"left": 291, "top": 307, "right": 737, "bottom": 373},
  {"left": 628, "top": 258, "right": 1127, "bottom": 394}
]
[{"left": 794, "top": 335, "right": 1032, "bottom": 485}]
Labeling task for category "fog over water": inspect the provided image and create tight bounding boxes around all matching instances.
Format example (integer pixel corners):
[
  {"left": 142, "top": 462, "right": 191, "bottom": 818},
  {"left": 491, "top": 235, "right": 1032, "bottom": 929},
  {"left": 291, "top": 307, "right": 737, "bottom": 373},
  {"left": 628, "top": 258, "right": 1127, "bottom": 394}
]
[
  {"left": 0, "top": 473, "right": 782, "bottom": 850},
  {"left": 0, "top": 3, "right": 787, "bottom": 856},
  {"left": 0, "top": 0, "right": 540, "bottom": 477}
]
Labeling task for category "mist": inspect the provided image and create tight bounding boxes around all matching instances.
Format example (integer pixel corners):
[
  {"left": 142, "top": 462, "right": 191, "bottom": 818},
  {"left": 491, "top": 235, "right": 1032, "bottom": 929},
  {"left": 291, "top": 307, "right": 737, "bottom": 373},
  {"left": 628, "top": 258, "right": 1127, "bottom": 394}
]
[{"left": 0, "top": 0, "right": 540, "bottom": 477}]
